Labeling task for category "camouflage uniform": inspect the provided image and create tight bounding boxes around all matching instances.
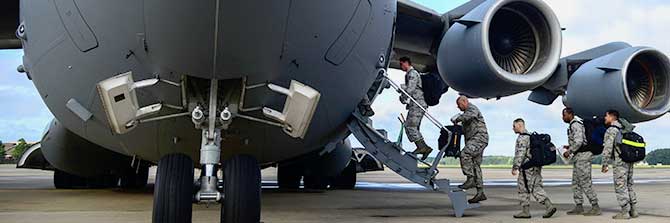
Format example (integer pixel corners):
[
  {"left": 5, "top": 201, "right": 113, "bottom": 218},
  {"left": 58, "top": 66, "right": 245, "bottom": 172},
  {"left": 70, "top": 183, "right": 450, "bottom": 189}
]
[
  {"left": 513, "top": 130, "right": 549, "bottom": 206},
  {"left": 568, "top": 118, "right": 598, "bottom": 205},
  {"left": 602, "top": 120, "right": 637, "bottom": 212},
  {"left": 453, "top": 104, "right": 489, "bottom": 189},
  {"left": 401, "top": 67, "right": 427, "bottom": 143}
]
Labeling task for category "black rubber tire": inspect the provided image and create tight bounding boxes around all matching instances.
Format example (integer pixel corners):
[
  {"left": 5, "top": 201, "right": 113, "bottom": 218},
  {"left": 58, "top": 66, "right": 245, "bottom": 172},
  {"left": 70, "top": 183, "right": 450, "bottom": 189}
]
[
  {"left": 54, "top": 169, "right": 100, "bottom": 189},
  {"left": 120, "top": 164, "right": 150, "bottom": 189},
  {"left": 303, "top": 175, "right": 329, "bottom": 190},
  {"left": 87, "top": 174, "right": 119, "bottom": 188},
  {"left": 54, "top": 169, "right": 75, "bottom": 189},
  {"left": 222, "top": 155, "right": 261, "bottom": 223},
  {"left": 152, "top": 154, "right": 194, "bottom": 223},
  {"left": 277, "top": 165, "right": 301, "bottom": 190},
  {"left": 332, "top": 161, "right": 357, "bottom": 189}
]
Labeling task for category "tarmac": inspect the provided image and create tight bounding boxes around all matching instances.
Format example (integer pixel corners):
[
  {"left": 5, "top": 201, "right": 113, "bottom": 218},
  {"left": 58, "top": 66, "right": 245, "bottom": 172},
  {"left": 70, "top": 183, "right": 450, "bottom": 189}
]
[{"left": 1, "top": 164, "right": 669, "bottom": 222}]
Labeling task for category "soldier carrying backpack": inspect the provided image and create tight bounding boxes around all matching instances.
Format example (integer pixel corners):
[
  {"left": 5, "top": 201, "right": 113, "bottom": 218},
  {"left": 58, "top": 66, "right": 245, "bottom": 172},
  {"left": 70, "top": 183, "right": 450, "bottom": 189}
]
[
  {"left": 601, "top": 110, "right": 641, "bottom": 220},
  {"left": 397, "top": 57, "right": 433, "bottom": 160},
  {"left": 561, "top": 107, "right": 600, "bottom": 216},
  {"left": 511, "top": 118, "right": 557, "bottom": 219}
]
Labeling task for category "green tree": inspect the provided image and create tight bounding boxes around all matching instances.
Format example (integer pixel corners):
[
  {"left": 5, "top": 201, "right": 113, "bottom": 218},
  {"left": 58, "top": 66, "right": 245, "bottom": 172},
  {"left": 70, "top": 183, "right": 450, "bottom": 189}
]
[
  {"left": 0, "top": 140, "right": 5, "bottom": 157},
  {"left": 645, "top": 149, "right": 670, "bottom": 165},
  {"left": 11, "top": 138, "right": 29, "bottom": 158}
]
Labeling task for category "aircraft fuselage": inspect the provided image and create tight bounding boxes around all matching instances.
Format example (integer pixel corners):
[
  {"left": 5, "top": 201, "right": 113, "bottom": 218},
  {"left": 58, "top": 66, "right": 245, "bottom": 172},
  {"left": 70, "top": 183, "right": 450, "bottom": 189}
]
[{"left": 20, "top": 0, "right": 396, "bottom": 164}]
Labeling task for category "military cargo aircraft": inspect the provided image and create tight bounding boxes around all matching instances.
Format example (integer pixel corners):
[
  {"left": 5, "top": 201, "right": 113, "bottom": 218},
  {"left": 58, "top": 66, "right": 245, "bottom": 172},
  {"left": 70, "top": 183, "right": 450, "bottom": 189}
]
[{"left": 1, "top": 0, "right": 668, "bottom": 222}]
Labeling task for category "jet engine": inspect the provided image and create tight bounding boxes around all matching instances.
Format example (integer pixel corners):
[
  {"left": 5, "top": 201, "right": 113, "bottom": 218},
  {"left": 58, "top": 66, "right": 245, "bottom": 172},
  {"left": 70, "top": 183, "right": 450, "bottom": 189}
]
[
  {"left": 566, "top": 47, "right": 670, "bottom": 123},
  {"left": 438, "top": 0, "right": 562, "bottom": 98},
  {"left": 39, "top": 120, "right": 134, "bottom": 177}
]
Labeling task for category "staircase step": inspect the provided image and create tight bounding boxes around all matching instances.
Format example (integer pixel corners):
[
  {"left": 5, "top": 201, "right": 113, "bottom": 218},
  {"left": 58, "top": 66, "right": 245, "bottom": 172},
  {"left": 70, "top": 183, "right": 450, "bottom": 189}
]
[{"left": 348, "top": 114, "right": 479, "bottom": 217}]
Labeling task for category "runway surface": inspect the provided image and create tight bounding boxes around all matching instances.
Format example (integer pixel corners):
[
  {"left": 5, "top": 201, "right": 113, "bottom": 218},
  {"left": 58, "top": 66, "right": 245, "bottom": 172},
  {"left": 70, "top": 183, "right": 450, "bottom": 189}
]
[{"left": 1, "top": 164, "right": 669, "bottom": 222}]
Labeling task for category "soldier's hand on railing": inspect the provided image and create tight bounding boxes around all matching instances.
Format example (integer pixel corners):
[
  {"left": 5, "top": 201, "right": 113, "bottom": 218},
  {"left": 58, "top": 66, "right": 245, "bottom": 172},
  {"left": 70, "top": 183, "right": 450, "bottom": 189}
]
[
  {"left": 511, "top": 169, "right": 518, "bottom": 176},
  {"left": 398, "top": 84, "right": 406, "bottom": 93},
  {"left": 563, "top": 151, "right": 571, "bottom": 159},
  {"left": 601, "top": 165, "right": 609, "bottom": 173},
  {"left": 450, "top": 114, "right": 460, "bottom": 124},
  {"left": 399, "top": 95, "right": 408, "bottom": 104}
]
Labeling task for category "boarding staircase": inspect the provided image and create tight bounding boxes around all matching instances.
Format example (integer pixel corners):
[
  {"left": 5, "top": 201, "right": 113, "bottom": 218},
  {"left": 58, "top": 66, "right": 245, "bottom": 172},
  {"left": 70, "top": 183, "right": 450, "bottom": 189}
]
[{"left": 347, "top": 71, "right": 479, "bottom": 217}]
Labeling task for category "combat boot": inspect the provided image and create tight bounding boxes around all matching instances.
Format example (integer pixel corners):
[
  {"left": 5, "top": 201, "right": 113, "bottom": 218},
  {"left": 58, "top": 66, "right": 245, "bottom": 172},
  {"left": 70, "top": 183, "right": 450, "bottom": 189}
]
[
  {"left": 458, "top": 178, "right": 475, "bottom": 189},
  {"left": 411, "top": 139, "right": 433, "bottom": 161},
  {"left": 513, "top": 205, "right": 531, "bottom": 219},
  {"left": 566, "top": 204, "right": 584, "bottom": 215},
  {"left": 542, "top": 199, "right": 557, "bottom": 218},
  {"left": 583, "top": 204, "right": 601, "bottom": 216},
  {"left": 612, "top": 207, "right": 631, "bottom": 219},
  {"left": 629, "top": 204, "right": 639, "bottom": 218},
  {"left": 468, "top": 192, "right": 487, "bottom": 203}
]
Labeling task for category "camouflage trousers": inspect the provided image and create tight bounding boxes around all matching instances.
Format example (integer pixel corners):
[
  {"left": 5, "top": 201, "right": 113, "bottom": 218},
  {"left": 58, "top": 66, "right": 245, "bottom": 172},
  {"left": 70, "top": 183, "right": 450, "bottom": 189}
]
[
  {"left": 404, "top": 105, "right": 425, "bottom": 142},
  {"left": 613, "top": 159, "right": 637, "bottom": 211},
  {"left": 518, "top": 167, "right": 549, "bottom": 206},
  {"left": 460, "top": 136, "right": 487, "bottom": 189},
  {"left": 571, "top": 151, "right": 598, "bottom": 205}
]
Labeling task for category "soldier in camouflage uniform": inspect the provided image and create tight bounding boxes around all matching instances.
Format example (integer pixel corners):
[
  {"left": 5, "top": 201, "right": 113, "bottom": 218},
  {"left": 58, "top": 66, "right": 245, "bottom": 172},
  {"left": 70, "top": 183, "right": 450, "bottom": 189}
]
[
  {"left": 511, "top": 118, "right": 557, "bottom": 219},
  {"left": 601, "top": 110, "right": 638, "bottom": 219},
  {"left": 398, "top": 57, "right": 433, "bottom": 160},
  {"left": 451, "top": 96, "right": 488, "bottom": 203},
  {"left": 562, "top": 108, "right": 600, "bottom": 216}
]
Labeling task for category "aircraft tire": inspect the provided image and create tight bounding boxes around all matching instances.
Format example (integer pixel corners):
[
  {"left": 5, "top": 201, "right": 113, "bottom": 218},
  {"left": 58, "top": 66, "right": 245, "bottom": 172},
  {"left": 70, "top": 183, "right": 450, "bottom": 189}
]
[
  {"left": 152, "top": 153, "right": 194, "bottom": 223},
  {"left": 331, "top": 161, "right": 356, "bottom": 189},
  {"left": 120, "top": 164, "right": 150, "bottom": 189},
  {"left": 222, "top": 155, "right": 261, "bottom": 223},
  {"left": 54, "top": 169, "right": 116, "bottom": 189},
  {"left": 277, "top": 165, "right": 301, "bottom": 190},
  {"left": 303, "top": 175, "right": 329, "bottom": 190},
  {"left": 54, "top": 169, "right": 78, "bottom": 189}
]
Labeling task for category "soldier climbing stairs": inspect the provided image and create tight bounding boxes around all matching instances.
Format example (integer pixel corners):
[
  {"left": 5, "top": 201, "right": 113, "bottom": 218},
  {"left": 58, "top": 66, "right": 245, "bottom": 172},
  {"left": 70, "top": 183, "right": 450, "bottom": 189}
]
[{"left": 347, "top": 71, "right": 480, "bottom": 217}]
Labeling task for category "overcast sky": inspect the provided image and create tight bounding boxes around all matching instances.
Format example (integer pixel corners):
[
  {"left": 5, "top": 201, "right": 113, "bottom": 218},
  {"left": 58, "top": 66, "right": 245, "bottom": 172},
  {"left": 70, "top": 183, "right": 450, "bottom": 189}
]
[{"left": 1, "top": 0, "right": 669, "bottom": 156}]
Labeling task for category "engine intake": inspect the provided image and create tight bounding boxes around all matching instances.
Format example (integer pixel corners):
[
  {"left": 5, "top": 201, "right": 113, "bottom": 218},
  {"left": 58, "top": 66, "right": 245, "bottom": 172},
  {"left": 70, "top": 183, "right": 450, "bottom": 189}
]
[
  {"left": 566, "top": 47, "right": 670, "bottom": 123},
  {"left": 438, "top": 0, "right": 562, "bottom": 98}
]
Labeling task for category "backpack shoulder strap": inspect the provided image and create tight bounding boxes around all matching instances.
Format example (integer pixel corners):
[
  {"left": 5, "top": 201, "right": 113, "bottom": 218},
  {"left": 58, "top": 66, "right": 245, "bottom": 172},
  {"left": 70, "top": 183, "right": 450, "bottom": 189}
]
[{"left": 570, "top": 120, "right": 584, "bottom": 131}]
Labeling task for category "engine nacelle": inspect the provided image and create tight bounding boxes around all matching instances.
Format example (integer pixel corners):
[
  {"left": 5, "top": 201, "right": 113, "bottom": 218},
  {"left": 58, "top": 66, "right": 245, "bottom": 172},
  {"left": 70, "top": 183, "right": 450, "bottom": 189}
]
[
  {"left": 566, "top": 47, "right": 670, "bottom": 123},
  {"left": 438, "top": 0, "right": 562, "bottom": 98},
  {"left": 40, "top": 120, "right": 133, "bottom": 177}
]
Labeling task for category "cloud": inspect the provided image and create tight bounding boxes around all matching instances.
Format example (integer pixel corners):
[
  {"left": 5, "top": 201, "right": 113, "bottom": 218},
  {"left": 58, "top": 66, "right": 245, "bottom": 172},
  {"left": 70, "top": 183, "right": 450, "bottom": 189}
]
[
  {"left": 0, "top": 50, "right": 53, "bottom": 143},
  {"left": 545, "top": 0, "right": 670, "bottom": 56}
]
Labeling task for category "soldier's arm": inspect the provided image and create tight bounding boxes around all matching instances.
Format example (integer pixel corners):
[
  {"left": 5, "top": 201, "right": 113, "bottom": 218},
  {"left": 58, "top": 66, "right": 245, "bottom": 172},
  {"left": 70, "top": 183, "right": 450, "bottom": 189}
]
[
  {"left": 512, "top": 135, "right": 529, "bottom": 170},
  {"left": 403, "top": 70, "right": 420, "bottom": 94},
  {"left": 601, "top": 128, "right": 617, "bottom": 166},
  {"left": 568, "top": 123, "right": 585, "bottom": 153},
  {"left": 453, "top": 106, "right": 477, "bottom": 123}
]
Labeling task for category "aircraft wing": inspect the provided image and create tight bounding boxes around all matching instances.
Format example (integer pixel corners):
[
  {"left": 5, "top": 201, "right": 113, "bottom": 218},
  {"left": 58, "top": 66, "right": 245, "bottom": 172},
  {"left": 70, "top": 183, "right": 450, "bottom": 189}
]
[
  {"left": 391, "top": 0, "right": 444, "bottom": 71},
  {"left": 0, "top": 0, "right": 21, "bottom": 49},
  {"left": 392, "top": 0, "right": 484, "bottom": 72}
]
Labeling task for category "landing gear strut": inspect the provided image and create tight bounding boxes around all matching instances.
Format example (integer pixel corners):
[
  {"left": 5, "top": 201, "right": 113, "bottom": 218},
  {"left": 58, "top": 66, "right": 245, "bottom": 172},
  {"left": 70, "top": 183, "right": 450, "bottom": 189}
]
[
  {"left": 153, "top": 79, "right": 262, "bottom": 223},
  {"left": 192, "top": 79, "right": 224, "bottom": 204}
]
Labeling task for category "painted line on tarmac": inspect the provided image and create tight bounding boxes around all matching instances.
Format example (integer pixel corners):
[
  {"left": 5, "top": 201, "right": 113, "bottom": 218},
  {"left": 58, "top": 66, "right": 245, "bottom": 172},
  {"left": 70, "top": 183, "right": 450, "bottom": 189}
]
[{"left": 261, "top": 178, "right": 670, "bottom": 190}]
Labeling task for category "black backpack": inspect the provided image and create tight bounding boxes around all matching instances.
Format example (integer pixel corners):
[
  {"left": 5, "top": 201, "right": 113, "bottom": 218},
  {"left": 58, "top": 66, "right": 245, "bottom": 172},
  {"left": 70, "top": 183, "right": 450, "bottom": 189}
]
[
  {"left": 438, "top": 125, "right": 463, "bottom": 158},
  {"left": 617, "top": 131, "right": 646, "bottom": 163},
  {"left": 520, "top": 132, "right": 557, "bottom": 169},
  {"left": 577, "top": 117, "right": 607, "bottom": 155},
  {"left": 420, "top": 72, "right": 448, "bottom": 106}
]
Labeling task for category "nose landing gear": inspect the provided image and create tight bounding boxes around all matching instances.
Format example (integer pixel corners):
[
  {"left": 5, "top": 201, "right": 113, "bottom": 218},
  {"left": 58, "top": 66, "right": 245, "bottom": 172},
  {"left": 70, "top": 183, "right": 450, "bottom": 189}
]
[{"left": 152, "top": 79, "right": 262, "bottom": 223}]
